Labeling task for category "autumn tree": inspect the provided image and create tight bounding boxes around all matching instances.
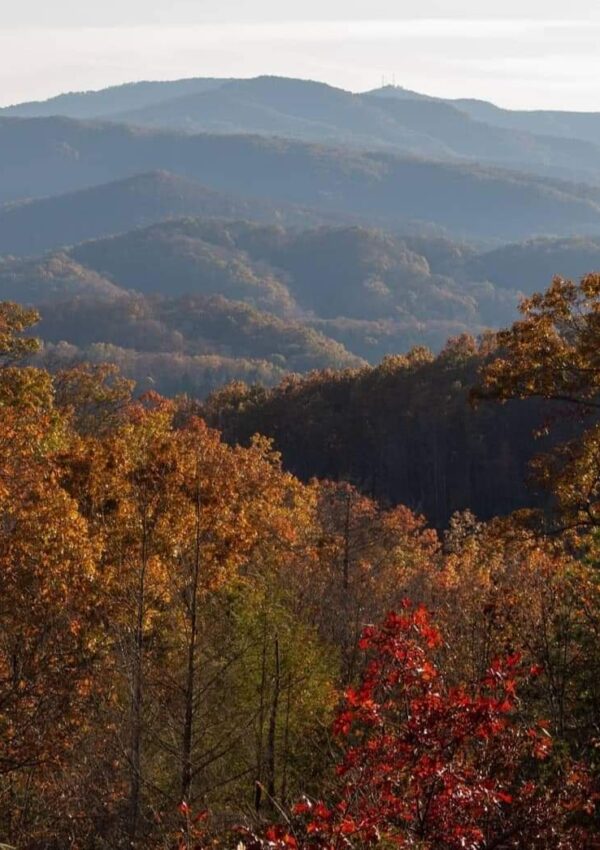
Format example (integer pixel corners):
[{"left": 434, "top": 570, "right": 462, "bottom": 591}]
[
  {"left": 429, "top": 516, "right": 600, "bottom": 759},
  {"left": 57, "top": 398, "right": 337, "bottom": 846},
  {"left": 0, "top": 330, "right": 106, "bottom": 846},
  {"left": 154, "top": 426, "right": 335, "bottom": 822},
  {"left": 53, "top": 362, "right": 134, "bottom": 435},
  {"left": 263, "top": 606, "right": 595, "bottom": 850},
  {"left": 312, "top": 482, "right": 437, "bottom": 682},
  {"left": 477, "top": 274, "right": 600, "bottom": 535},
  {"left": 0, "top": 302, "right": 40, "bottom": 363}
]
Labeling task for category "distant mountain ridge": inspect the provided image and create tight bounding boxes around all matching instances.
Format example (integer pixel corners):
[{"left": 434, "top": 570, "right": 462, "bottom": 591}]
[
  {"left": 36, "top": 291, "right": 364, "bottom": 374},
  {"left": 0, "top": 253, "right": 124, "bottom": 303},
  {"left": 0, "top": 170, "right": 344, "bottom": 257},
  {"left": 4, "top": 75, "right": 600, "bottom": 183},
  {"left": 0, "top": 77, "right": 228, "bottom": 119}
]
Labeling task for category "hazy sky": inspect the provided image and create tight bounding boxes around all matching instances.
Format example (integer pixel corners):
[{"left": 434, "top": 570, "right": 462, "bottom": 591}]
[{"left": 2, "top": 0, "right": 600, "bottom": 109}]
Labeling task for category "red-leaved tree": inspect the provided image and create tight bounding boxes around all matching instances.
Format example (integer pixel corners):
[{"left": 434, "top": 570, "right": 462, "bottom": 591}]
[{"left": 254, "top": 604, "right": 596, "bottom": 850}]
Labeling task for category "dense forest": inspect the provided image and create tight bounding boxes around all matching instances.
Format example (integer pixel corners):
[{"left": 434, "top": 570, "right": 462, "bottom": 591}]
[
  {"left": 0, "top": 271, "right": 599, "bottom": 849},
  {"left": 202, "top": 338, "right": 550, "bottom": 526}
]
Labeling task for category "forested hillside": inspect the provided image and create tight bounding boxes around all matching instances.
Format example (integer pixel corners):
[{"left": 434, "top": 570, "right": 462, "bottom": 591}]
[
  {"left": 3, "top": 219, "right": 600, "bottom": 396},
  {"left": 32, "top": 292, "right": 363, "bottom": 396},
  {"left": 201, "top": 339, "right": 550, "bottom": 526},
  {"left": 0, "top": 273, "right": 598, "bottom": 849},
  {"left": 67, "top": 220, "right": 510, "bottom": 322}
]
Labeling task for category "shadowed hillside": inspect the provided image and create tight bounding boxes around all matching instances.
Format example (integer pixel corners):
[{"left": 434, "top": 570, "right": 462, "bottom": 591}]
[
  {"left": 201, "top": 342, "right": 559, "bottom": 527},
  {"left": 458, "top": 235, "right": 600, "bottom": 291}
]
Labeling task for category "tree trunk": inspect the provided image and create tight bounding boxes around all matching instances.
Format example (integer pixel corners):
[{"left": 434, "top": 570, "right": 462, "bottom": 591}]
[
  {"left": 266, "top": 636, "right": 281, "bottom": 804},
  {"left": 181, "top": 479, "right": 202, "bottom": 803},
  {"left": 128, "top": 510, "right": 148, "bottom": 846},
  {"left": 280, "top": 676, "right": 292, "bottom": 804},
  {"left": 254, "top": 619, "right": 268, "bottom": 814}
]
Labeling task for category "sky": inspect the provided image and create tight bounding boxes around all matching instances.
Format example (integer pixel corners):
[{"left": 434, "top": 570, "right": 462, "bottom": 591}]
[{"left": 2, "top": 0, "right": 600, "bottom": 110}]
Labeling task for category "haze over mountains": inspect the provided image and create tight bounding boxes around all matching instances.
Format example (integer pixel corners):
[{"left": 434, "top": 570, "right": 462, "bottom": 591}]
[{"left": 3, "top": 74, "right": 600, "bottom": 395}]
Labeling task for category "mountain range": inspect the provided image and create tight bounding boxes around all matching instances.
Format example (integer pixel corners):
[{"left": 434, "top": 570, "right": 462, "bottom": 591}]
[
  {"left": 2, "top": 216, "right": 600, "bottom": 395},
  {"left": 3, "top": 115, "right": 600, "bottom": 242},
  {"left": 3, "top": 74, "right": 600, "bottom": 396}
]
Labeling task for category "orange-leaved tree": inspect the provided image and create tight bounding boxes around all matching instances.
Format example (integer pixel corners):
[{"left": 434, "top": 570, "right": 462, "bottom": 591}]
[
  {"left": 0, "top": 308, "right": 105, "bottom": 846},
  {"left": 476, "top": 274, "right": 600, "bottom": 536}
]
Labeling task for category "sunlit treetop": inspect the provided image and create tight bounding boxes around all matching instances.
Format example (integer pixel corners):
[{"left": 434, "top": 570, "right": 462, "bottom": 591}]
[
  {"left": 0, "top": 301, "right": 40, "bottom": 363},
  {"left": 476, "top": 274, "right": 600, "bottom": 412}
]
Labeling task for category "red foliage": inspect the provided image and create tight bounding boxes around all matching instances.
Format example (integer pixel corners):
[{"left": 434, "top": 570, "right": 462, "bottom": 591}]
[
  {"left": 264, "top": 604, "right": 597, "bottom": 850},
  {"left": 176, "top": 801, "right": 209, "bottom": 850}
]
